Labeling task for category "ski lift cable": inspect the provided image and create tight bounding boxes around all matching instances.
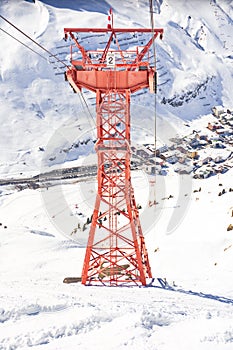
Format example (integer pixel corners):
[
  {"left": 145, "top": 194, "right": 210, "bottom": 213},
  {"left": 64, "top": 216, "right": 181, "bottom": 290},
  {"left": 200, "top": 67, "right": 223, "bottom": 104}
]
[
  {"left": 149, "top": 0, "right": 157, "bottom": 146},
  {"left": 0, "top": 15, "right": 70, "bottom": 70},
  {"left": 0, "top": 27, "right": 49, "bottom": 62},
  {"left": 0, "top": 26, "right": 64, "bottom": 73},
  {"left": 0, "top": 15, "right": 95, "bottom": 132},
  {"left": 75, "top": 92, "right": 96, "bottom": 140},
  {"left": 79, "top": 91, "right": 96, "bottom": 128},
  {"left": 149, "top": 0, "right": 157, "bottom": 203},
  {"left": 0, "top": 25, "right": 94, "bottom": 125}
]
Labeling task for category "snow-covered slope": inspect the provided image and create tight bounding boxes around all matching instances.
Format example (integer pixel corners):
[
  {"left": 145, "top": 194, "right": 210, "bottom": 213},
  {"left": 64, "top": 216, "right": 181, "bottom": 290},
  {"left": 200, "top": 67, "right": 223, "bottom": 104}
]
[{"left": 0, "top": 1, "right": 233, "bottom": 349}]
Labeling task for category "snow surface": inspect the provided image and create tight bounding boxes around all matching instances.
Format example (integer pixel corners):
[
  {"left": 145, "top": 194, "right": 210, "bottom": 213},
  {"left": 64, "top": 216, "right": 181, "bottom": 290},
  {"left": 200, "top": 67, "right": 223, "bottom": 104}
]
[{"left": 0, "top": 0, "right": 233, "bottom": 349}]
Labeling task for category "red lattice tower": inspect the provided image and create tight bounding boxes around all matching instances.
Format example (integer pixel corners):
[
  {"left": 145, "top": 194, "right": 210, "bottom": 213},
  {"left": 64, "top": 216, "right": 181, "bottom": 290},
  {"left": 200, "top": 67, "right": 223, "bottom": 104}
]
[{"left": 64, "top": 10, "right": 163, "bottom": 286}]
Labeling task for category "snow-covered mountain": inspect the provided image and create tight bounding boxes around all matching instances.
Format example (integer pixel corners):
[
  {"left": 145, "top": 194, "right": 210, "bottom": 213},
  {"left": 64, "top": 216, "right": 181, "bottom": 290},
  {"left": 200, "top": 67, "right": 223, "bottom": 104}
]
[
  {"left": 0, "top": 1, "right": 233, "bottom": 349},
  {"left": 0, "top": 0, "right": 232, "bottom": 176}
]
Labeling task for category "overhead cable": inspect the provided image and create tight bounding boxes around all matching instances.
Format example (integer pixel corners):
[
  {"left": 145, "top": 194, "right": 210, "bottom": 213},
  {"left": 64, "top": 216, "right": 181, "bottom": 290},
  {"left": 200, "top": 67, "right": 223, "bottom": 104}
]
[
  {"left": 0, "top": 15, "right": 95, "bottom": 133},
  {"left": 0, "top": 14, "right": 70, "bottom": 69},
  {"left": 149, "top": 0, "right": 157, "bottom": 208},
  {"left": 0, "top": 27, "right": 48, "bottom": 62}
]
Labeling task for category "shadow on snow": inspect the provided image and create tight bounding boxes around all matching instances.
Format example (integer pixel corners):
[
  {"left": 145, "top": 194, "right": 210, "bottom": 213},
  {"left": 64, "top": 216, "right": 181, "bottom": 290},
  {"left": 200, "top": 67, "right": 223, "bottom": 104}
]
[{"left": 149, "top": 278, "right": 233, "bottom": 306}]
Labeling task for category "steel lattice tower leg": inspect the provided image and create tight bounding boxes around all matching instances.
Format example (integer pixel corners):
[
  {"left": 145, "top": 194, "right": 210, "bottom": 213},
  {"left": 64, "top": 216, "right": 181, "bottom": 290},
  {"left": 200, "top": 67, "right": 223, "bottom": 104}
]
[{"left": 81, "top": 89, "right": 152, "bottom": 286}]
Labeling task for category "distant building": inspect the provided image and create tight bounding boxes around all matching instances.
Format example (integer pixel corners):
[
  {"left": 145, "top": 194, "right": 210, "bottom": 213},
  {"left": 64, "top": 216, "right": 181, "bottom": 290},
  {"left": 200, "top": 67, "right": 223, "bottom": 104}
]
[
  {"left": 202, "top": 156, "right": 212, "bottom": 165},
  {"left": 136, "top": 149, "right": 147, "bottom": 158},
  {"left": 226, "top": 108, "right": 233, "bottom": 115},
  {"left": 199, "top": 134, "right": 209, "bottom": 141},
  {"left": 212, "top": 105, "right": 225, "bottom": 117},
  {"left": 194, "top": 166, "right": 214, "bottom": 179},
  {"left": 177, "top": 156, "right": 187, "bottom": 164},
  {"left": 189, "top": 139, "right": 200, "bottom": 148},
  {"left": 213, "top": 141, "right": 225, "bottom": 149},
  {"left": 216, "top": 128, "right": 228, "bottom": 135},
  {"left": 146, "top": 165, "right": 156, "bottom": 175},
  {"left": 207, "top": 122, "right": 222, "bottom": 131},
  {"left": 187, "top": 151, "right": 198, "bottom": 159},
  {"left": 157, "top": 145, "right": 168, "bottom": 154},
  {"left": 161, "top": 151, "right": 178, "bottom": 164},
  {"left": 215, "top": 165, "right": 228, "bottom": 174},
  {"left": 175, "top": 166, "right": 193, "bottom": 175},
  {"left": 136, "top": 148, "right": 151, "bottom": 159},
  {"left": 145, "top": 144, "right": 155, "bottom": 153},
  {"left": 176, "top": 145, "right": 188, "bottom": 154},
  {"left": 166, "top": 155, "right": 178, "bottom": 164},
  {"left": 131, "top": 146, "right": 136, "bottom": 153},
  {"left": 214, "top": 156, "right": 225, "bottom": 163}
]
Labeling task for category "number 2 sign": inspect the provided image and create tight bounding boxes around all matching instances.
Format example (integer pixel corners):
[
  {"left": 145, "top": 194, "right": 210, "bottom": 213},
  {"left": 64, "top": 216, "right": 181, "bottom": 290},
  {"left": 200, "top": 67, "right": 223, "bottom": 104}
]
[{"left": 106, "top": 52, "right": 115, "bottom": 67}]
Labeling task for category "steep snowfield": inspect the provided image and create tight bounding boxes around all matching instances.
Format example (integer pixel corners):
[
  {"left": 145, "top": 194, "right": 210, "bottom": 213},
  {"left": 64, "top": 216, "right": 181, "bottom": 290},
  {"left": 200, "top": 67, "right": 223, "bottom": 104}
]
[{"left": 0, "top": 0, "right": 233, "bottom": 349}]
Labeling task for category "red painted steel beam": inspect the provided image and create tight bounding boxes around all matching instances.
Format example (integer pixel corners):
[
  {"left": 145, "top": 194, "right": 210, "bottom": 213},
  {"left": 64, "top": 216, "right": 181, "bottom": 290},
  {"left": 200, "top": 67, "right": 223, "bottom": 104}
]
[{"left": 64, "top": 28, "right": 163, "bottom": 34}]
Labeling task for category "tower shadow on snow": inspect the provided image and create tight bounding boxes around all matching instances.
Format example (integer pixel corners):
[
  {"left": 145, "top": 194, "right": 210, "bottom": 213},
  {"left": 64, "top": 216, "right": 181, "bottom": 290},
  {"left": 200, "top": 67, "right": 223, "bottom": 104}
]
[{"left": 149, "top": 278, "right": 233, "bottom": 306}]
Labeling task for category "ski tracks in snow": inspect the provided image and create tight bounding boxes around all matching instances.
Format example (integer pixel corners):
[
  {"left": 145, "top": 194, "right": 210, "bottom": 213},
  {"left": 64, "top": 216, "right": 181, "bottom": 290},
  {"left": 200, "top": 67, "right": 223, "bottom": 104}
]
[
  {"left": 0, "top": 301, "right": 111, "bottom": 349},
  {"left": 0, "top": 286, "right": 232, "bottom": 349}
]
